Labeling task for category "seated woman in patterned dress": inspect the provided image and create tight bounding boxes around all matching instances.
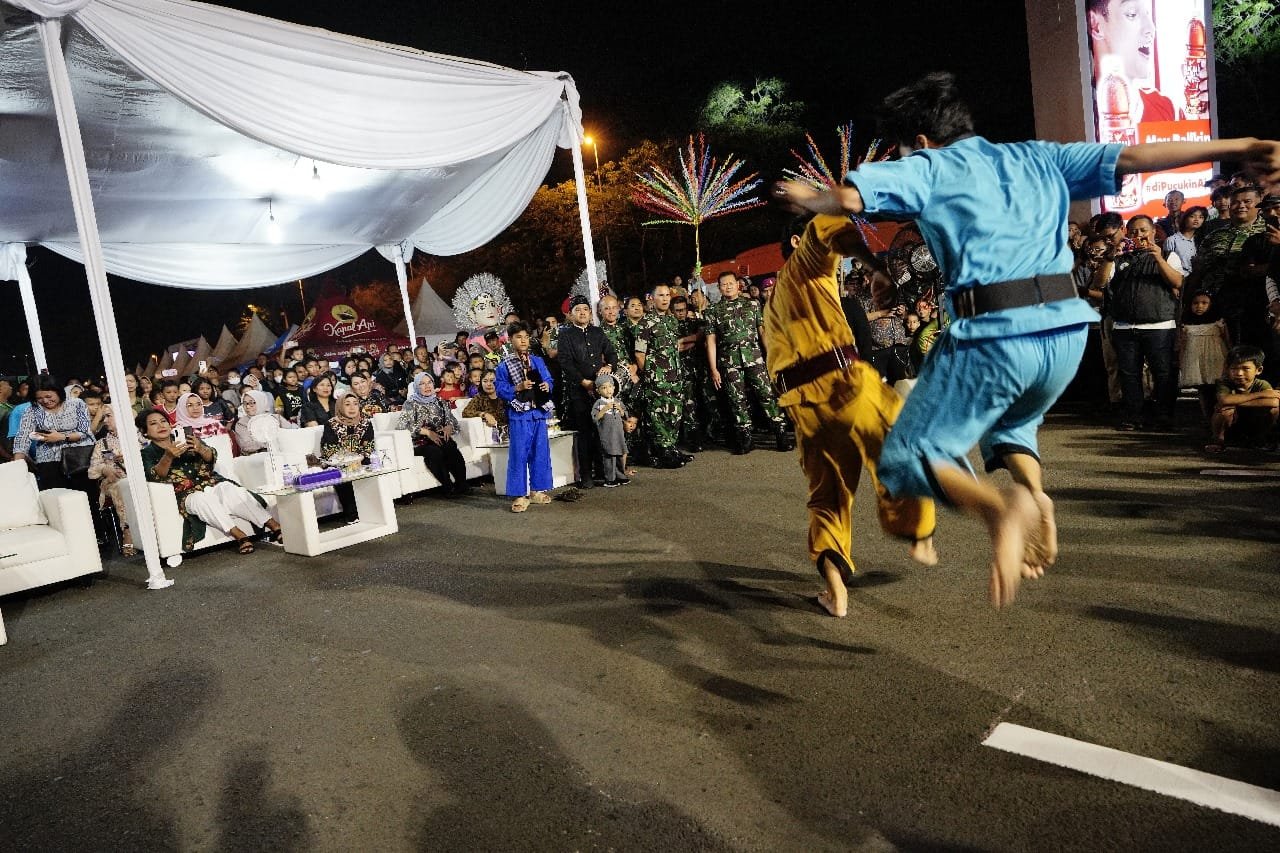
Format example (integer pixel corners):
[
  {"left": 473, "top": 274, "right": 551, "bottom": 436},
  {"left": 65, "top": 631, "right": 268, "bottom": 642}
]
[
  {"left": 320, "top": 392, "right": 376, "bottom": 522},
  {"left": 397, "top": 371, "right": 469, "bottom": 496},
  {"left": 137, "top": 409, "right": 281, "bottom": 554}
]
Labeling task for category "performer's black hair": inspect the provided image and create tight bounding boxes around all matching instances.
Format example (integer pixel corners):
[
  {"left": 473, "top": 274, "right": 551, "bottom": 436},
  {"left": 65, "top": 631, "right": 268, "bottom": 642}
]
[
  {"left": 1226, "top": 344, "right": 1266, "bottom": 369},
  {"left": 780, "top": 214, "right": 815, "bottom": 260},
  {"left": 876, "top": 72, "right": 975, "bottom": 149},
  {"left": 506, "top": 320, "right": 530, "bottom": 338}
]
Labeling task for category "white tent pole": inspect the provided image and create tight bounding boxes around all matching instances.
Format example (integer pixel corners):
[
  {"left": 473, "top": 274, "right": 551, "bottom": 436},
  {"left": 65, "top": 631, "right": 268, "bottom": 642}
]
[
  {"left": 563, "top": 100, "right": 600, "bottom": 322},
  {"left": 37, "top": 17, "right": 172, "bottom": 590},
  {"left": 14, "top": 252, "right": 49, "bottom": 373},
  {"left": 394, "top": 253, "right": 416, "bottom": 348}
]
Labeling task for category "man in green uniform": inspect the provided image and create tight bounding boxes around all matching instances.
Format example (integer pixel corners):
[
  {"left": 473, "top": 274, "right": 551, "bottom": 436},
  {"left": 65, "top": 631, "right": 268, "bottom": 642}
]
[
  {"left": 705, "top": 271, "right": 794, "bottom": 454},
  {"left": 635, "top": 284, "right": 690, "bottom": 468},
  {"left": 598, "top": 294, "right": 641, "bottom": 463},
  {"left": 671, "top": 295, "right": 713, "bottom": 452}
]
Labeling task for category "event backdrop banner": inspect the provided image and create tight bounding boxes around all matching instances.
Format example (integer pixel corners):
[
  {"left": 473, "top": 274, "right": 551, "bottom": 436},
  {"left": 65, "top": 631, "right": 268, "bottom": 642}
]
[{"left": 1085, "top": 0, "right": 1216, "bottom": 220}]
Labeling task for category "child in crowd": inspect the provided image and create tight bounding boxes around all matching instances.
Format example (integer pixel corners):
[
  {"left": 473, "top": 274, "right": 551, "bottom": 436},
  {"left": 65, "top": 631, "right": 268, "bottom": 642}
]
[
  {"left": 591, "top": 374, "right": 633, "bottom": 487},
  {"left": 1206, "top": 346, "right": 1279, "bottom": 453},
  {"left": 1178, "top": 291, "right": 1230, "bottom": 424}
]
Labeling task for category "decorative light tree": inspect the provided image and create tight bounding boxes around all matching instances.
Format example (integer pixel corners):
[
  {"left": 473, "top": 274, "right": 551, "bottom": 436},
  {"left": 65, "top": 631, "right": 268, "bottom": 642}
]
[
  {"left": 632, "top": 134, "right": 764, "bottom": 275},
  {"left": 784, "top": 122, "right": 893, "bottom": 251}
]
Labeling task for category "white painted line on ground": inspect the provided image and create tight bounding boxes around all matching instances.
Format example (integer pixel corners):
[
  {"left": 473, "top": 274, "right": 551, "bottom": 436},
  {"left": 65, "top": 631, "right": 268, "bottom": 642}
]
[
  {"left": 983, "top": 722, "right": 1280, "bottom": 828},
  {"left": 1198, "top": 468, "right": 1280, "bottom": 479}
]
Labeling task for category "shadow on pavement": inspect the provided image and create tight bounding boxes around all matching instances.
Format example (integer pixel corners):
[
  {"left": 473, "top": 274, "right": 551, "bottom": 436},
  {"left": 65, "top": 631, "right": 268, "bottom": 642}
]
[
  {"left": 1086, "top": 605, "right": 1280, "bottom": 673},
  {"left": 395, "top": 680, "right": 735, "bottom": 851},
  {"left": 216, "top": 745, "right": 312, "bottom": 852},
  {"left": 0, "top": 662, "right": 219, "bottom": 851}
]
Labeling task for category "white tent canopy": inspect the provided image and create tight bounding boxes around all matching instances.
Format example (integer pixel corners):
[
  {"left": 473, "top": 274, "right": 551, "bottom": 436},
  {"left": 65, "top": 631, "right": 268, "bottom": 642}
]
[
  {"left": 222, "top": 315, "right": 276, "bottom": 370},
  {"left": 207, "top": 325, "right": 238, "bottom": 367},
  {"left": 395, "top": 279, "right": 460, "bottom": 349},
  {"left": 0, "top": 0, "right": 601, "bottom": 590}
]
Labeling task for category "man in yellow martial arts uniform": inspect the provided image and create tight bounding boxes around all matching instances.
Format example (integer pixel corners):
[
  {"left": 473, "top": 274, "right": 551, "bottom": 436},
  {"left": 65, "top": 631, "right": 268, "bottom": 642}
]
[{"left": 763, "top": 214, "right": 937, "bottom": 617}]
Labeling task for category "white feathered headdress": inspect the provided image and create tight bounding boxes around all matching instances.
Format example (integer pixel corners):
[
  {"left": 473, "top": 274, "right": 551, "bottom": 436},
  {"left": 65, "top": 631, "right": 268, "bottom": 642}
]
[
  {"left": 451, "top": 272, "right": 514, "bottom": 330},
  {"left": 569, "top": 261, "right": 611, "bottom": 303}
]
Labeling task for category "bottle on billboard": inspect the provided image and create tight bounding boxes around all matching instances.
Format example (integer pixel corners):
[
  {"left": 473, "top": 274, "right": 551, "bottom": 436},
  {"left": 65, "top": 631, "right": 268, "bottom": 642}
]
[
  {"left": 1100, "top": 70, "right": 1140, "bottom": 211},
  {"left": 1182, "top": 17, "right": 1208, "bottom": 120}
]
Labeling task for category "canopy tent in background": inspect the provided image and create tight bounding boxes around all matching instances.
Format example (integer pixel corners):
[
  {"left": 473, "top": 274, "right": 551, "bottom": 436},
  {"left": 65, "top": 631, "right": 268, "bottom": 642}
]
[
  {"left": 395, "top": 279, "right": 461, "bottom": 350},
  {"left": 264, "top": 325, "right": 297, "bottom": 357},
  {"left": 139, "top": 353, "right": 158, "bottom": 379},
  {"left": 180, "top": 335, "right": 211, "bottom": 377},
  {"left": 0, "top": 0, "right": 600, "bottom": 590},
  {"left": 207, "top": 326, "right": 238, "bottom": 368},
  {"left": 222, "top": 315, "right": 276, "bottom": 370},
  {"left": 167, "top": 336, "right": 197, "bottom": 377}
]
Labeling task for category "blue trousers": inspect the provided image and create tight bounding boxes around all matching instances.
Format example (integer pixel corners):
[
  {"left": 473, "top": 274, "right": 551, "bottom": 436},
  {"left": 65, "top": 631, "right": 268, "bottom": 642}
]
[
  {"left": 507, "top": 411, "right": 552, "bottom": 496},
  {"left": 880, "top": 325, "right": 1088, "bottom": 500}
]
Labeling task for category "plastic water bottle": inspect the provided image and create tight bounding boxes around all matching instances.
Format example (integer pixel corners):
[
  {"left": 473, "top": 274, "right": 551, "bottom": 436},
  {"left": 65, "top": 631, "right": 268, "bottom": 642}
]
[{"left": 281, "top": 462, "right": 295, "bottom": 486}]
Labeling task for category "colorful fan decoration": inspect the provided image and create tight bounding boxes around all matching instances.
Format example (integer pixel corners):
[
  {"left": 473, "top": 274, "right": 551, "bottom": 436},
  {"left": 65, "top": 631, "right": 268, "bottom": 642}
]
[
  {"left": 784, "top": 122, "right": 894, "bottom": 251},
  {"left": 632, "top": 133, "right": 764, "bottom": 273}
]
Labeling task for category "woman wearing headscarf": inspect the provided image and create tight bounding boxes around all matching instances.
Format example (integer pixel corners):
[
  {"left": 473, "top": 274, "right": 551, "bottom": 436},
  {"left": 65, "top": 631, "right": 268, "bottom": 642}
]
[
  {"left": 320, "top": 392, "right": 376, "bottom": 522},
  {"left": 176, "top": 392, "right": 228, "bottom": 440},
  {"left": 88, "top": 405, "right": 135, "bottom": 555},
  {"left": 138, "top": 409, "right": 281, "bottom": 554},
  {"left": 233, "top": 389, "right": 296, "bottom": 455},
  {"left": 397, "top": 372, "right": 468, "bottom": 495}
]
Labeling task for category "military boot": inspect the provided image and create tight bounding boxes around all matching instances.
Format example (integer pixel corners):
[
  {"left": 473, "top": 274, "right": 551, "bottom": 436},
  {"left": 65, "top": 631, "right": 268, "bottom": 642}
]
[
  {"left": 774, "top": 425, "right": 796, "bottom": 452},
  {"left": 732, "top": 429, "right": 754, "bottom": 455}
]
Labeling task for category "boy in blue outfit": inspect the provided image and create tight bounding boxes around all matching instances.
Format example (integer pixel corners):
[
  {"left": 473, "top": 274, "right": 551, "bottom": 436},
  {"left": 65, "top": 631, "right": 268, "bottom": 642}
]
[{"left": 775, "top": 72, "right": 1280, "bottom": 608}]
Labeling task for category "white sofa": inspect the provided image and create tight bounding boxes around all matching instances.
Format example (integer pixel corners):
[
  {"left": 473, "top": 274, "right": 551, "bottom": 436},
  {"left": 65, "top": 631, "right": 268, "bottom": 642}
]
[
  {"left": 118, "top": 433, "right": 280, "bottom": 568},
  {"left": 370, "top": 410, "right": 491, "bottom": 497},
  {"left": 0, "top": 461, "right": 104, "bottom": 645}
]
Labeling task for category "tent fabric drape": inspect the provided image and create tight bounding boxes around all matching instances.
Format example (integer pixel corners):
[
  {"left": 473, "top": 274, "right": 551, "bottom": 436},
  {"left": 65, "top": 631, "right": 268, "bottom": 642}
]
[
  {"left": 1, "top": 242, "right": 48, "bottom": 370},
  {"left": 1, "top": 0, "right": 583, "bottom": 288},
  {"left": 43, "top": 242, "right": 370, "bottom": 290}
]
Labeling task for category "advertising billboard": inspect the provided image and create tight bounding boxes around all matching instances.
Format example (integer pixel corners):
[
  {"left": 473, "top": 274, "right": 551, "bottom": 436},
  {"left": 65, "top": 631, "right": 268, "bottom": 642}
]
[{"left": 1085, "top": 0, "right": 1215, "bottom": 221}]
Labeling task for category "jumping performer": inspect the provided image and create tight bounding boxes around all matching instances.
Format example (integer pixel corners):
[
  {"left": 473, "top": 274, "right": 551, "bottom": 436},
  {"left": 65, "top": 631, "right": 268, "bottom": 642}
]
[
  {"left": 775, "top": 71, "right": 1280, "bottom": 608},
  {"left": 764, "top": 214, "right": 937, "bottom": 618}
]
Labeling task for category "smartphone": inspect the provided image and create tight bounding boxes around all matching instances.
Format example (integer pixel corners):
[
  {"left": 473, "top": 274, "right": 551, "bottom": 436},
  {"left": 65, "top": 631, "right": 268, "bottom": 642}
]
[
  {"left": 198, "top": 360, "right": 208, "bottom": 373},
  {"left": 170, "top": 427, "right": 184, "bottom": 444}
]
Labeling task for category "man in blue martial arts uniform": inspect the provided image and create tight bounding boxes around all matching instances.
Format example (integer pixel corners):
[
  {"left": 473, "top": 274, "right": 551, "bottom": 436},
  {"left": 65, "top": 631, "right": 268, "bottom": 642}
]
[{"left": 775, "top": 72, "right": 1280, "bottom": 608}]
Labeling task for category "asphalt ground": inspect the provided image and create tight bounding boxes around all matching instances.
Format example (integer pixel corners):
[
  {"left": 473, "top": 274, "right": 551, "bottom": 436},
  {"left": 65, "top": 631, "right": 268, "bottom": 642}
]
[{"left": 1, "top": 409, "right": 1278, "bottom": 852}]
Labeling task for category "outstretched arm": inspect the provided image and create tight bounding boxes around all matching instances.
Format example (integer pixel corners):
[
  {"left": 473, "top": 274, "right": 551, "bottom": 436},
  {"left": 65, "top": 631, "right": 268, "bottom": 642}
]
[
  {"left": 772, "top": 180, "right": 866, "bottom": 216},
  {"left": 1117, "top": 138, "right": 1280, "bottom": 190}
]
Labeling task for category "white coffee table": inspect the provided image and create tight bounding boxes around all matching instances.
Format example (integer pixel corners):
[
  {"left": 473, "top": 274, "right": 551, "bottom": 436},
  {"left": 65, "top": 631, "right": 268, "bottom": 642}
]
[
  {"left": 480, "top": 430, "right": 577, "bottom": 496},
  {"left": 257, "top": 467, "right": 403, "bottom": 557}
]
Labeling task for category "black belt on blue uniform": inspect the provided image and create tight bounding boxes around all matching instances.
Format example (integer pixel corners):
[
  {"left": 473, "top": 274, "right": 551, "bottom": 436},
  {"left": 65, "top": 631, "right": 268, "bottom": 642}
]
[{"left": 950, "top": 274, "right": 1078, "bottom": 319}]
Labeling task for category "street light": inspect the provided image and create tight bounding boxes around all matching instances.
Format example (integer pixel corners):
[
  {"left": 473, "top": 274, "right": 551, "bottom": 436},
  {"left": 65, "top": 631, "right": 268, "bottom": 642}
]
[
  {"left": 581, "top": 134, "right": 613, "bottom": 280},
  {"left": 583, "top": 134, "right": 602, "bottom": 190}
]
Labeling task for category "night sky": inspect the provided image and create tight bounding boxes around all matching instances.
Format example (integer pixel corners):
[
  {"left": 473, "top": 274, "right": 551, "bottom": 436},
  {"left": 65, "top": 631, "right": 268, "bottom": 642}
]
[{"left": 0, "top": 0, "right": 1034, "bottom": 379}]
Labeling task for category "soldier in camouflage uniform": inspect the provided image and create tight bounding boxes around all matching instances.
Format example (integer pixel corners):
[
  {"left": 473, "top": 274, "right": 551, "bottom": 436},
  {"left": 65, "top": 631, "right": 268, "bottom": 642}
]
[
  {"left": 671, "top": 295, "right": 715, "bottom": 451},
  {"left": 634, "top": 284, "right": 690, "bottom": 468},
  {"left": 705, "top": 271, "right": 794, "bottom": 454}
]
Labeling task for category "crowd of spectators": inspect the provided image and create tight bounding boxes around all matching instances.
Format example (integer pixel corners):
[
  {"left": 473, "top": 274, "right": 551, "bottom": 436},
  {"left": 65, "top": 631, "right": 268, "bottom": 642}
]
[
  {"left": 3, "top": 184, "right": 1275, "bottom": 557},
  {"left": 1069, "top": 174, "right": 1280, "bottom": 451}
]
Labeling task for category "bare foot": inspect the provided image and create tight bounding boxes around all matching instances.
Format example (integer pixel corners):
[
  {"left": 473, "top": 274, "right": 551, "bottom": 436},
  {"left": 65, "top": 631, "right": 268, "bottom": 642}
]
[
  {"left": 909, "top": 535, "right": 938, "bottom": 566},
  {"left": 817, "top": 589, "right": 848, "bottom": 618},
  {"left": 987, "top": 485, "right": 1039, "bottom": 609},
  {"left": 1022, "top": 491, "right": 1057, "bottom": 579}
]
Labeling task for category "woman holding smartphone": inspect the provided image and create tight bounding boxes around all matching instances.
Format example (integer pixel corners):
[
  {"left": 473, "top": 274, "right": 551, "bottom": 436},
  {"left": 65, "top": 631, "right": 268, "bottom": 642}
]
[{"left": 137, "top": 410, "right": 280, "bottom": 554}]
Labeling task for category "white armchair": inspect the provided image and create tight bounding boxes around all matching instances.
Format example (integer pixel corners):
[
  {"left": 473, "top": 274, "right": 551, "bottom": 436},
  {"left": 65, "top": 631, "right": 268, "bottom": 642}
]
[
  {"left": 370, "top": 410, "right": 492, "bottom": 497},
  {"left": 117, "top": 433, "right": 279, "bottom": 568},
  {"left": 0, "top": 461, "right": 104, "bottom": 645}
]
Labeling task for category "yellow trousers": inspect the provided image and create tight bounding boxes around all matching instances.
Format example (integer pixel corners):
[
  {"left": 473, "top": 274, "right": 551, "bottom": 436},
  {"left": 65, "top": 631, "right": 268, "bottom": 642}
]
[{"left": 786, "top": 361, "right": 935, "bottom": 573}]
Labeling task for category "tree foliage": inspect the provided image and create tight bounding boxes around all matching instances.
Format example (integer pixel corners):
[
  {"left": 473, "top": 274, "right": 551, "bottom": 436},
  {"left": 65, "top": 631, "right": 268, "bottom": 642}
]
[
  {"left": 697, "top": 77, "right": 807, "bottom": 167},
  {"left": 1213, "top": 0, "right": 1280, "bottom": 67},
  {"left": 1213, "top": 0, "right": 1280, "bottom": 139}
]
